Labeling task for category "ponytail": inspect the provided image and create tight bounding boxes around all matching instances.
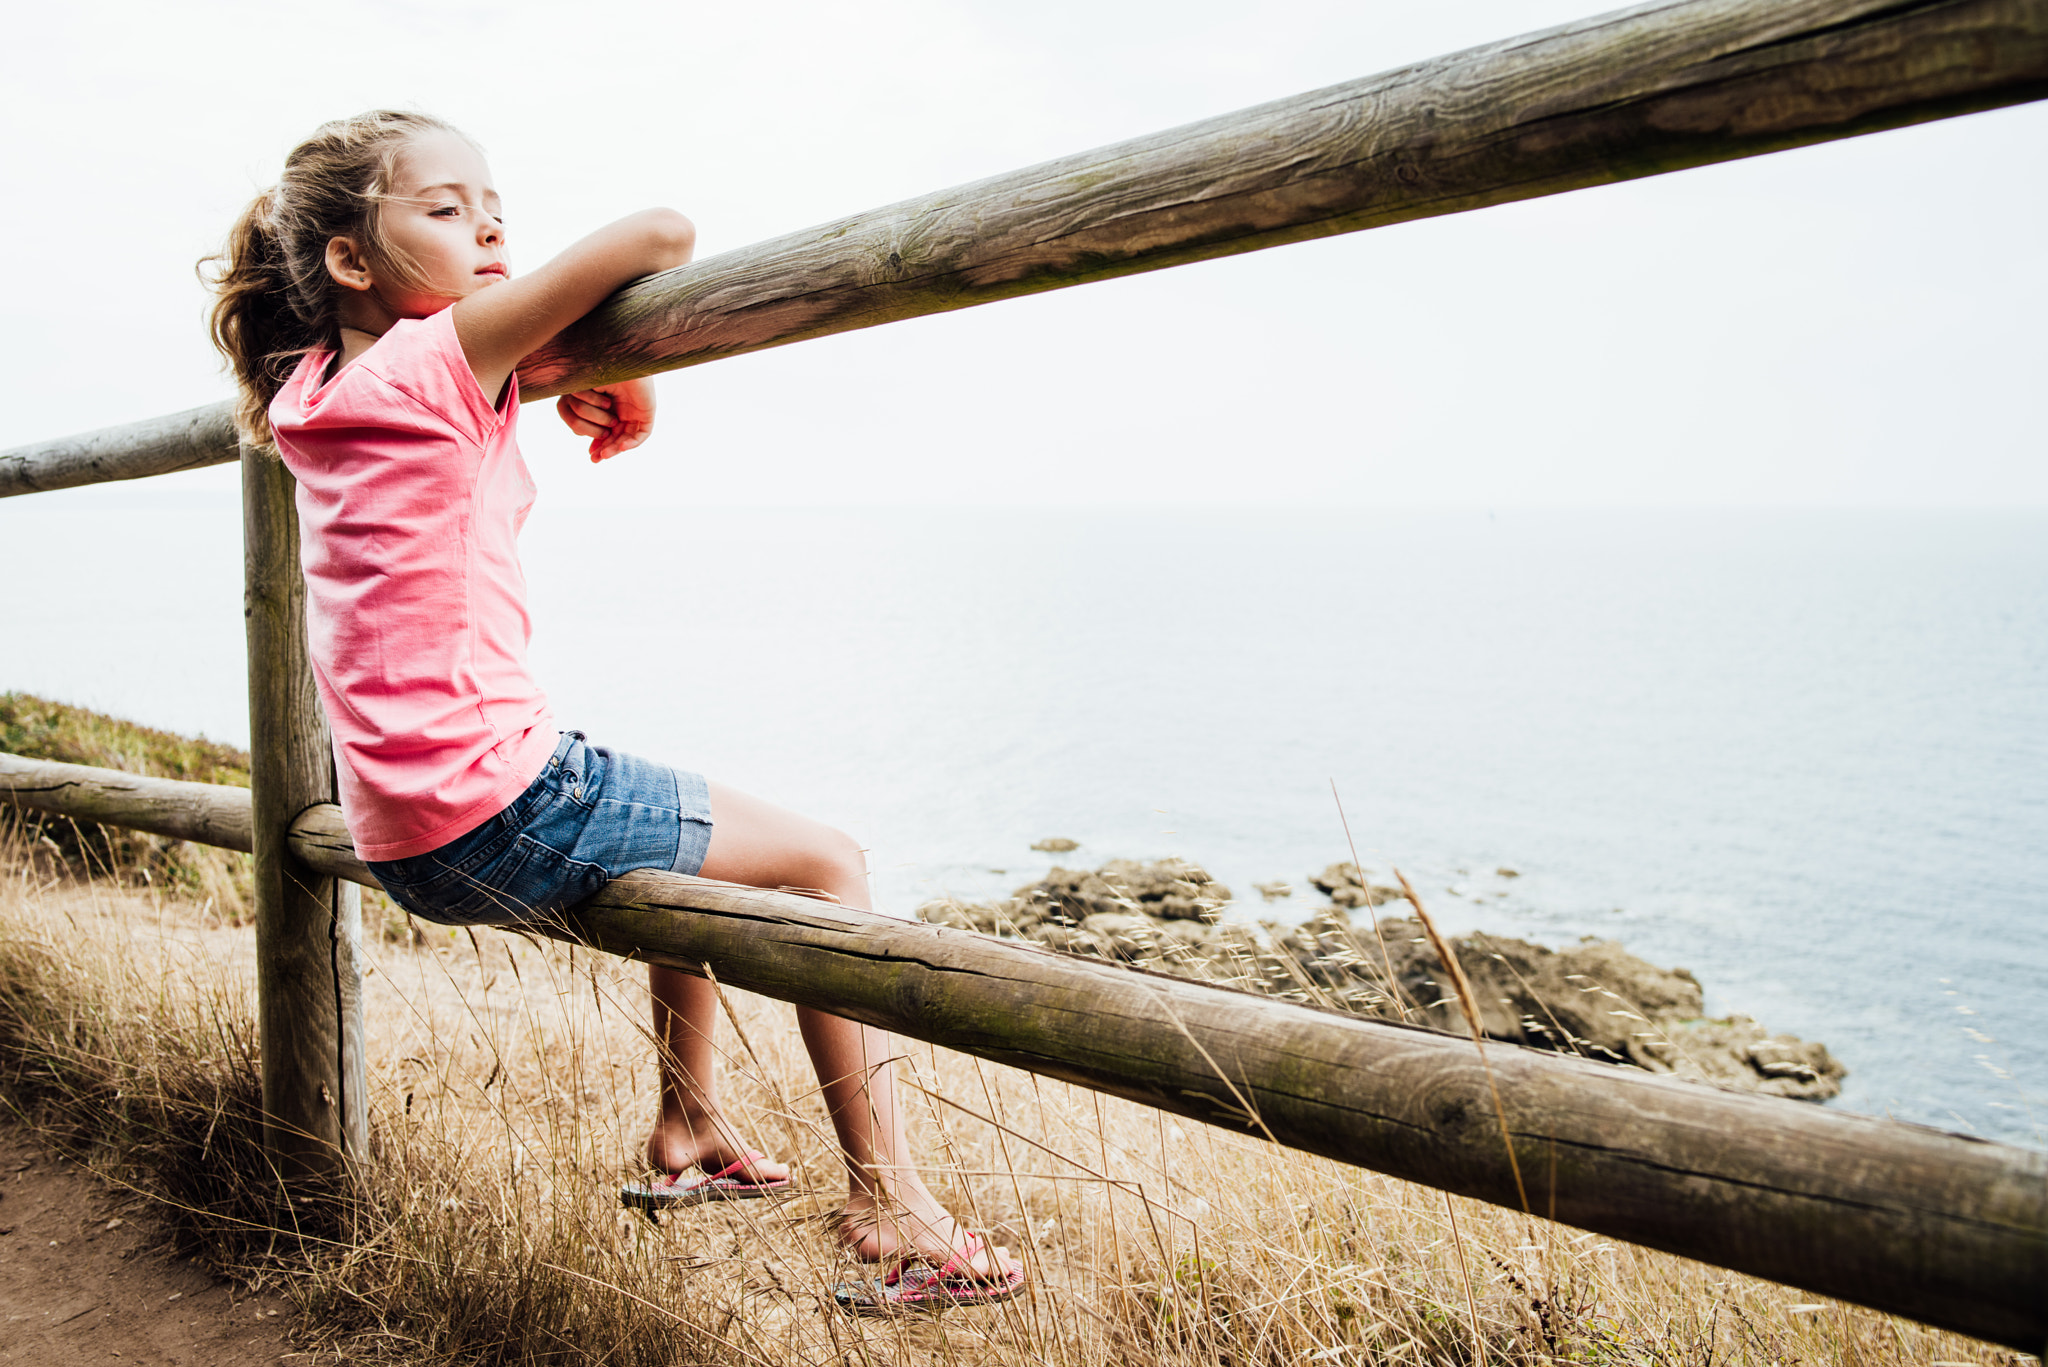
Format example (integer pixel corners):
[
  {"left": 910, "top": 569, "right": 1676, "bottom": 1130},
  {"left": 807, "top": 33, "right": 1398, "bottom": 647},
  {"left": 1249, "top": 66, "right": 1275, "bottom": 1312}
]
[
  {"left": 199, "top": 109, "right": 472, "bottom": 451},
  {"left": 202, "top": 188, "right": 312, "bottom": 451}
]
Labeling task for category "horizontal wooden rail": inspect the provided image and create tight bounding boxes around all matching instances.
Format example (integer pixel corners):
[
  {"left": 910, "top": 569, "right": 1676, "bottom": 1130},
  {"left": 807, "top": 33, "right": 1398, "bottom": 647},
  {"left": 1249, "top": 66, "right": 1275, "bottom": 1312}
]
[
  {"left": 0, "top": 752, "right": 253, "bottom": 851},
  {"left": 5, "top": 753, "right": 2043, "bottom": 1350},
  {"left": 7, "top": 0, "right": 2046, "bottom": 498},
  {"left": 0, "top": 404, "right": 237, "bottom": 500}
]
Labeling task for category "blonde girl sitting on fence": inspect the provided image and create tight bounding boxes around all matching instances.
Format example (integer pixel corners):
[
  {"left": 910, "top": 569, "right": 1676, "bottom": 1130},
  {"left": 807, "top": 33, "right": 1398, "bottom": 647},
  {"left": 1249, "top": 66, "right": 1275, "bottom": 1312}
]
[{"left": 203, "top": 109, "right": 1023, "bottom": 1312}]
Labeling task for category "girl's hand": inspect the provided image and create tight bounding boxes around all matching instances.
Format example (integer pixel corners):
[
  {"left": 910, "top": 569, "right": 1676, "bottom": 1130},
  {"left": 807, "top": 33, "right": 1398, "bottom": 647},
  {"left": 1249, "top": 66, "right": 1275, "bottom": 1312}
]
[{"left": 556, "top": 378, "right": 656, "bottom": 462}]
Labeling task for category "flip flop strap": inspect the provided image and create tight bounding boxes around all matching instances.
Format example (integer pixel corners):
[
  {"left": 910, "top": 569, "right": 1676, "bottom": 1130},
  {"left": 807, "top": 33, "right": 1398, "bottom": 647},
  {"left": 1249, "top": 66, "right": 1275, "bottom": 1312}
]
[
  {"left": 931, "top": 1231, "right": 983, "bottom": 1283},
  {"left": 699, "top": 1150, "right": 770, "bottom": 1184}
]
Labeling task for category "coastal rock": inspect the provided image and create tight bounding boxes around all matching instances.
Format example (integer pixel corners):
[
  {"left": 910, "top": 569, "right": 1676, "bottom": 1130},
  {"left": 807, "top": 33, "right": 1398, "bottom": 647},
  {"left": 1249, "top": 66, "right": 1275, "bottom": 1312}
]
[
  {"left": 1070, "top": 912, "right": 1148, "bottom": 957},
  {"left": 916, "top": 857, "right": 1845, "bottom": 1102},
  {"left": 916, "top": 899, "right": 986, "bottom": 933},
  {"left": 1031, "top": 837, "right": 1080, "bottom": 852},
  {"left": 1633, "top": 1016, "right": 1846, "bottom": 1100},
  {"left": 1001, "top": 859, "right": 1232, "bottom": 929},
  {"left": 1027, "top": 924, "right": 1110, "bottom": 958},
  {"left": 1310, "top": 862, "right": 1411, "bottom": 911},
  {"left": 1273, "top": 911, "right": 1842, "bottom": 1099}
]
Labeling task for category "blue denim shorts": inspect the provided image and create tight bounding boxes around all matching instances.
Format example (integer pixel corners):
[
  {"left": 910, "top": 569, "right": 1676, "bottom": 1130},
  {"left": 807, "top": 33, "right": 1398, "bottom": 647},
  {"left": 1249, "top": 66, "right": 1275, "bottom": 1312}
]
[{"left": 365, "top": 731, "right": 715, "bottom": 927}]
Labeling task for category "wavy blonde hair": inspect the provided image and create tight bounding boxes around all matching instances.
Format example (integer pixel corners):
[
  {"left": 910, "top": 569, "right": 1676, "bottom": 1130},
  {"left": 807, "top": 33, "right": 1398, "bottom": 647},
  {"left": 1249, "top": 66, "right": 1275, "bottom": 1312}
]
[{"left": 200, "top": 110, "right": 471, "bottom": 450}]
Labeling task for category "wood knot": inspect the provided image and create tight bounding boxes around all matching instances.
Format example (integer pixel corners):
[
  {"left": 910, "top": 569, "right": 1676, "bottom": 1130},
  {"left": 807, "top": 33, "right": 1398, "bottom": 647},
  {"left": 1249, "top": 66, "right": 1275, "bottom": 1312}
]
[
  {"left": 1428, "top": 1091, "right": 1474, "bottom": 1132},
  {"left": 1396, "top": 164, "right": 1422, "bottom": 185},
  {"left": 888, "top": 250, "right": 903, "bottom": 271}
]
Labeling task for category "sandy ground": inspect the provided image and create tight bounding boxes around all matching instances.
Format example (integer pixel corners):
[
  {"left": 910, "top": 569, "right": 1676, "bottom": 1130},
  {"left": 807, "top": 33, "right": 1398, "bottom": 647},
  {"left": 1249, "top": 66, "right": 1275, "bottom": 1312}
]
[{"left": 0, "top": 1121, "right": 294, "bottom": 1366}]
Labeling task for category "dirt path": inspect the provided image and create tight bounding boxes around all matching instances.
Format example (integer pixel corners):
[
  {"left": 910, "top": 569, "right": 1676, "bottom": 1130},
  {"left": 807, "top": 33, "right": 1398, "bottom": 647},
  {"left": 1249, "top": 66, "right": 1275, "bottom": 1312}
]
[{"left": 0, "top": 1121, "right": 295, "bottom": 1366}]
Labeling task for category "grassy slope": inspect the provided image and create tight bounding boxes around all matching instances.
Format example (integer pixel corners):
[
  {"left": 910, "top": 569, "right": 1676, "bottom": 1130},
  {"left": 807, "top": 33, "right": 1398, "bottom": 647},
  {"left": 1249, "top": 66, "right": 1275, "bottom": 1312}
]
[
  {"left": 1, "top": 692, "right": 255, "bottom": 917},
  {"left": 0, "top": 691, "right": 251, "bottom": 786}
]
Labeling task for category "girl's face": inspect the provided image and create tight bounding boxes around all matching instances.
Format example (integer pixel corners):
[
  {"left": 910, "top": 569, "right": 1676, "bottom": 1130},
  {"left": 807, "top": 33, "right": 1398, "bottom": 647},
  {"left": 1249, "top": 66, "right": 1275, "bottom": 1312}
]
[{"left": 329, "top": 130, "right": 509, "bottom": 319}]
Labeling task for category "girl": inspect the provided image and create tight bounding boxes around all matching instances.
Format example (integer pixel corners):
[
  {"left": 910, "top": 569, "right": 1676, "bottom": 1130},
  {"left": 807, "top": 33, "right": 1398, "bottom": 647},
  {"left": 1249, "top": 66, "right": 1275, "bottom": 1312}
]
[{"left": 205, "top": 109, "right": 1022, "bottom": 1310}]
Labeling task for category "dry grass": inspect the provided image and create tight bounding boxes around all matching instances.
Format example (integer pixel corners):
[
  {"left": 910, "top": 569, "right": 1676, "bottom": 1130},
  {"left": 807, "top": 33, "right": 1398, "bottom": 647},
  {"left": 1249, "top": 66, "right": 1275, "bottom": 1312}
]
[{"left": 0, "top": 832, "right": 2030, "bottom": 1367}]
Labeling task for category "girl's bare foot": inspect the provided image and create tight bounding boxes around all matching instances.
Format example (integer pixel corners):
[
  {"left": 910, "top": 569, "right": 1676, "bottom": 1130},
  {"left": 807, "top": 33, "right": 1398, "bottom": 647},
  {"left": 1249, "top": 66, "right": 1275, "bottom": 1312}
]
[
  {"left": 840, "top": 1182, "right": 1018, "bottom": 1280},
  {"left": 643, "top": 1112, "right": 788, "bottom": 1184}
]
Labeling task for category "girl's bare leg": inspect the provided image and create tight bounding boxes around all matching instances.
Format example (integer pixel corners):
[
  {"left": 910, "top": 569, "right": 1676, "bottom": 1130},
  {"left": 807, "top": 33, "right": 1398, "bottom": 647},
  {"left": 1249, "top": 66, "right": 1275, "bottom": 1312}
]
[
  {"left": 642, "top": 779, "right": 1011, "bottom": 1278},
  {"left": 645, "top": 966, "right": 790, "bottom": 1184}
]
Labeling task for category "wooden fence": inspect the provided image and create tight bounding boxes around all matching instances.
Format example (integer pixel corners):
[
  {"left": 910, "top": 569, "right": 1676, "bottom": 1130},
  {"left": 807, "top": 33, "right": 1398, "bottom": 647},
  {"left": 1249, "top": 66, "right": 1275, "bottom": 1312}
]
[{"left": 2, "top": 0, "right": 2044, "bottom": 1350}]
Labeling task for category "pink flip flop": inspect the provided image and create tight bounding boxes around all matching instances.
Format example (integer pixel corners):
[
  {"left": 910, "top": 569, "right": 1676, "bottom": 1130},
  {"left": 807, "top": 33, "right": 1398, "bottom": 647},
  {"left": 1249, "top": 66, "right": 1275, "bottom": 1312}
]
[
  {"left": 833, "top": 1232, "right": 1028, "bottom": 1313},
  {"left": 620, "top": 1151, "right": 791, "bottom": 1215}
]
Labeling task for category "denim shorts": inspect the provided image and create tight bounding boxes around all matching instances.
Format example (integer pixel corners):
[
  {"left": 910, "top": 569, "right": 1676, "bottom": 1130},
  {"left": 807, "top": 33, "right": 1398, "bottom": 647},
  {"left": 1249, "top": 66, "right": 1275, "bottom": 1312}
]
[{"left": 365, "top": 731, "right": 715, "bottom": 927}]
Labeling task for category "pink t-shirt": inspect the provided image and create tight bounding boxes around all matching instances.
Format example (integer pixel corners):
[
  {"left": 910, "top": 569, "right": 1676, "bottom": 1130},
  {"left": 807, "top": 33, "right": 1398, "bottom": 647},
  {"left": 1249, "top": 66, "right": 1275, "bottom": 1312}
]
[{"left": 270, "top": 308, "right": 556, "bottom": 862}]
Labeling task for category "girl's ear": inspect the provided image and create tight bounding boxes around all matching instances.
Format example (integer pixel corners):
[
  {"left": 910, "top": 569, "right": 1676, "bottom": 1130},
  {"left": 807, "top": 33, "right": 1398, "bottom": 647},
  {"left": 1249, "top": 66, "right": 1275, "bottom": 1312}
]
[{"left": 325, "top": 235, "right": 374, "bottom": 292}]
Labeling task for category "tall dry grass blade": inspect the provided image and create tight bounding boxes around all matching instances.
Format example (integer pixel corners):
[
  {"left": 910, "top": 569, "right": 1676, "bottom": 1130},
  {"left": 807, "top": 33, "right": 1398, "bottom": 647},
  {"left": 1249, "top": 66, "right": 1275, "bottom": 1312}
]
[
  {"left": 1330, "top": 778, "right": 1415, "bottom": 1021},
  {"left": 1484, "top": 949, "right": 1586, "bottom": 1059},
  {"left": 1144, "top": 979, "right": 1278, "bottom": 1146},
  {"left": 1397, "top": 869, "right": 1531, "bottom": 1217},
  {"left": 1443, "top": 1190, "right": 1490, "bottom": 1367}
]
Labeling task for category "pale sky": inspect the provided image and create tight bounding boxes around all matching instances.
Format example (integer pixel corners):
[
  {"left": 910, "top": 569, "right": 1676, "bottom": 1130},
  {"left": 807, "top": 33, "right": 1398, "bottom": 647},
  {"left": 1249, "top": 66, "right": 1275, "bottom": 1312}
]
[{"left": 4, "top": 0, "right": 2042, "bottom": 509}]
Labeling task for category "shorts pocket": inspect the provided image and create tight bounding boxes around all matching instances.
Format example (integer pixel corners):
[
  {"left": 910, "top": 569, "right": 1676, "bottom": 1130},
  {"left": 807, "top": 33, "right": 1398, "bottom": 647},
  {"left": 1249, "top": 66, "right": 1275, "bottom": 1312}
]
[{"left": 590, "top": 795, "right": 684, "bottom": 875}]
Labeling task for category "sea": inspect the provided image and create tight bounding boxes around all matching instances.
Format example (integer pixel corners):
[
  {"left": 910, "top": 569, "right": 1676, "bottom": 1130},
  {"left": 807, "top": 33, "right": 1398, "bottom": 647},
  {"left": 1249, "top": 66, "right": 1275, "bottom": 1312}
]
[{"left": 4, "top": 499, "right": 2043, "bottom": 1148}]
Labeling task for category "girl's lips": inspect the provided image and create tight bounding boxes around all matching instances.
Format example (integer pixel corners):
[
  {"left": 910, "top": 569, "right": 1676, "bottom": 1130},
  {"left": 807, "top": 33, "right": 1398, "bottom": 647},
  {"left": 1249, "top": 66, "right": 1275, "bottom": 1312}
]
[{"left": 476, "top": 264, "right": 507, "bottom": 277}]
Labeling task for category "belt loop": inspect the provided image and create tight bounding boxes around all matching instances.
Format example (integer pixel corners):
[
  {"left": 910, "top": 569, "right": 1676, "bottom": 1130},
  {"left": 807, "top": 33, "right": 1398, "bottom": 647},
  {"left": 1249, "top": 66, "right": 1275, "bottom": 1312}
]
[{"left": 550, "top": 729, "right": 578, "bottom": 769}]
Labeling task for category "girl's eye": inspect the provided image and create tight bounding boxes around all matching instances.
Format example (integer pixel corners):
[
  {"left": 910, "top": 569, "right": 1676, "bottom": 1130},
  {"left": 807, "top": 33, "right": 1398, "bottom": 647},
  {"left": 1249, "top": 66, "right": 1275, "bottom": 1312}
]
[{"left": 430, "top": 206, "right": 461, "bottom": 218}]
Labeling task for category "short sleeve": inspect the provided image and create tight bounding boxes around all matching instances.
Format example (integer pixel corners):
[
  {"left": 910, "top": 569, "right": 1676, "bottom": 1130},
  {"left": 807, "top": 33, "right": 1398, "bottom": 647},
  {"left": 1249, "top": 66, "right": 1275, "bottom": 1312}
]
[{"left": 361, "top": 310, "right": 506, "bottom": 447}]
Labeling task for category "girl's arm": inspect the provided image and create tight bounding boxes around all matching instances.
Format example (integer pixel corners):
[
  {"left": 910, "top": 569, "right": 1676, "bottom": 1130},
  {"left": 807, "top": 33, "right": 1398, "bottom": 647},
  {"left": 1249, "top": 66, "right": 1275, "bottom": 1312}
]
[{"left": 453, "top": 209, "right": 695, "bottom": 457}]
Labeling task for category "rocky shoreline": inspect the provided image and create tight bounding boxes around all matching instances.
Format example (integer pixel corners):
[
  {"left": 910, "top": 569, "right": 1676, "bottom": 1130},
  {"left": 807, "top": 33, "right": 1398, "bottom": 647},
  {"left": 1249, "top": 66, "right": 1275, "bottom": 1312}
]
[{"left": 919, "top": 856, "right": 1845, "bottom": 1102}]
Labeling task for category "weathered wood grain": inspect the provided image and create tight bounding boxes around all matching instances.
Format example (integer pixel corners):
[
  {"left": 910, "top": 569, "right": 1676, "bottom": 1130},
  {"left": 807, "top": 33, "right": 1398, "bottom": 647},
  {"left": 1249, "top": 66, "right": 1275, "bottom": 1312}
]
[
  {"left": 241, "top": 446, "right": 366, "bottom": 1174},
  {"left": 0, "top": 752, "right": 254, "bottom": 851},
  {"left": 0, "top": 403, "right": 236, "bottom": 499},
  {"left": 278, "top": 803, "right": 2048, "bottom": 1351},
  {"left": 8, "top": 0, "right": 2043, "bottom": 494}
]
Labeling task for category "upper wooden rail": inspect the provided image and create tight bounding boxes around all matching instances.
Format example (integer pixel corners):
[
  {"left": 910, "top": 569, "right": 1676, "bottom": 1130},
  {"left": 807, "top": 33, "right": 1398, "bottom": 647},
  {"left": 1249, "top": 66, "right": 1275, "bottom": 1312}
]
[
  {"left": 6, "top": 751, "right": 2044, "bottom": 1351},
  {"left": 5, "top": 0, "right": 2045, "bottom": 498}
]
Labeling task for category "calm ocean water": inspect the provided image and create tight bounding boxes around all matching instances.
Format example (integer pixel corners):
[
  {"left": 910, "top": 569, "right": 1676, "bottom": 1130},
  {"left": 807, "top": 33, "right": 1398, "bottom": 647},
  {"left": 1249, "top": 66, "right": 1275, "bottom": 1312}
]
[{"left": 5, "top": 501, "right": 2043, "bottom": 1146}]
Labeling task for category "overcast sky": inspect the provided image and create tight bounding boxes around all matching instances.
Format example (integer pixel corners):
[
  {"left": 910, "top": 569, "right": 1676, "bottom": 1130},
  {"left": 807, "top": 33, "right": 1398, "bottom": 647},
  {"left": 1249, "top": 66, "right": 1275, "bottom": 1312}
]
[{"left": 5, "top": 0, "right": 2043, "bottom": 509}]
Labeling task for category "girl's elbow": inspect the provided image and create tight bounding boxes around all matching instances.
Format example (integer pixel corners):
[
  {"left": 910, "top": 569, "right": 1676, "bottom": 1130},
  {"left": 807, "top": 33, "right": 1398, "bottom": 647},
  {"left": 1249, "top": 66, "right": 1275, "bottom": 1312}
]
[{"left": 643, "top": 209, "right": 696, "bottom": 267}]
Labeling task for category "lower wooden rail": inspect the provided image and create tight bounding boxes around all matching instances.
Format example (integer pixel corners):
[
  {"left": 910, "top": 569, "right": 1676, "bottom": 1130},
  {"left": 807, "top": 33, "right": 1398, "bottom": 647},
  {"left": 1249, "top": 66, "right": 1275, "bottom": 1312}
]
[{"left": 4, "top": 752, "right": 2045, "bottom": 1350}]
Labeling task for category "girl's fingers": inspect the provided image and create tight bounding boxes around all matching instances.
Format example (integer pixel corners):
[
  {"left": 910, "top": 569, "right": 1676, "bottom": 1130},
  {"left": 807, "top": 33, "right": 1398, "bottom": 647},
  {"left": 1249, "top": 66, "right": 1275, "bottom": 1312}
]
[
  {"left": 567, "top": 382, "right": 654, "bottom": 461},
  {"left": 589, "top": 422, "right": 650, "bottom": 463},
  {"left": 557, "top": 394, "right": 616, "bottom": 428}
]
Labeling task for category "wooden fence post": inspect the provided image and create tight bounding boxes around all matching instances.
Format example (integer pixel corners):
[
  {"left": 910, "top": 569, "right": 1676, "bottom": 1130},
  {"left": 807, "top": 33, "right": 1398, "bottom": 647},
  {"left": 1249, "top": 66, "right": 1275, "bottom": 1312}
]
[{"left": 241, "top": 442, "right": 366, "bottom": 1176}]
